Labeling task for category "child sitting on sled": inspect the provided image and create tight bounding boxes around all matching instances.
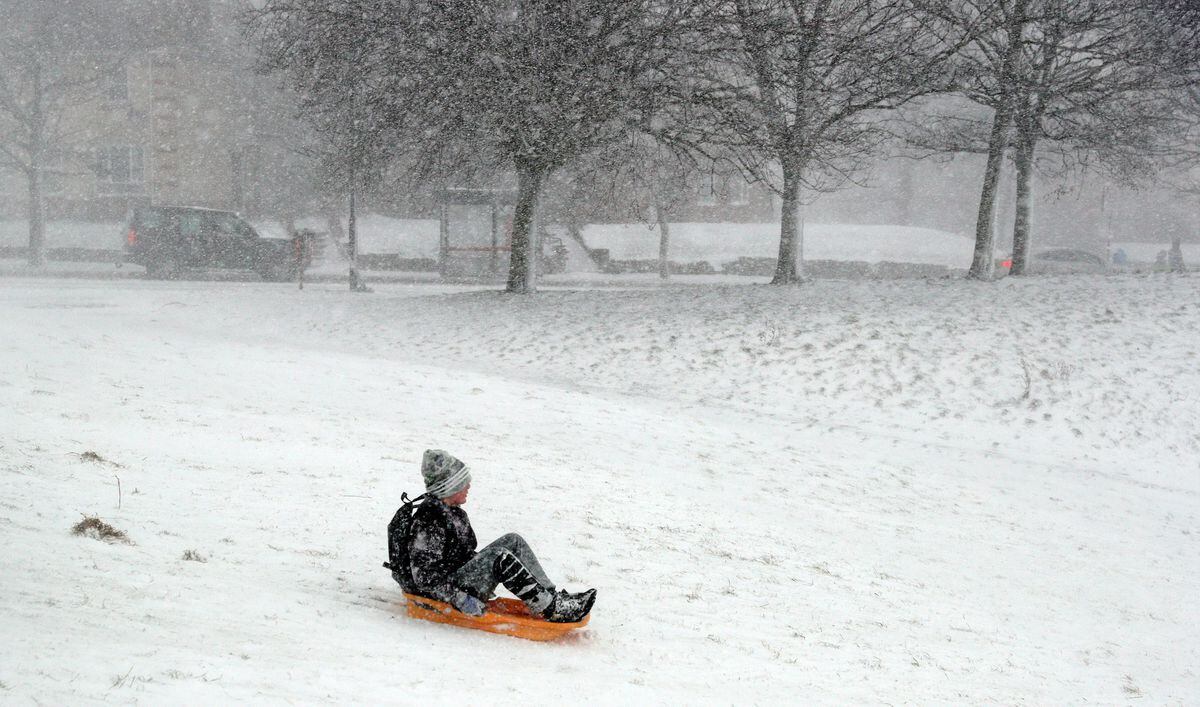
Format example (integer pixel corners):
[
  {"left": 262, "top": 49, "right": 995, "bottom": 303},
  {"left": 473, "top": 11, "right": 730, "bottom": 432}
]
[{"left": 402, "top": 449, "right": 596, "bottom": 623}]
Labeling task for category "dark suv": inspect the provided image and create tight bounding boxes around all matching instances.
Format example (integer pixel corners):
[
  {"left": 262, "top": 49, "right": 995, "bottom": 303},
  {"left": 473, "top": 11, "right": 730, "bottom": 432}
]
[{"left": 123, "top": 206, "right": 315, "bottom": 281}]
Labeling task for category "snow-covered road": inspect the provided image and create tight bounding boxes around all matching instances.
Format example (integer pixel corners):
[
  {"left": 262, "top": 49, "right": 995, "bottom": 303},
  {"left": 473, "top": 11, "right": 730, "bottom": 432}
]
[{"left": 1, "top": 275, "right": 1197, "bottom": 704}]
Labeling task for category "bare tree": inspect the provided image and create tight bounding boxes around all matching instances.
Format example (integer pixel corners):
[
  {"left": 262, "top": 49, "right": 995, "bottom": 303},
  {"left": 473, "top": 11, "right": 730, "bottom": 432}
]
[
  {"left": 957, "top": 0, "right": 1027, "bottom": 279},
  {"left": 1005, "top": 1, "right": 1171, "bottom": 274},
  {"left": 674, "top": 0, "right": 967, "bottom": 284},
  {"left": 0, "top": 2, "right": 122, "bottom": 266},
  {"left": 551, "top": 135, "right": 706, "bottom": 279},
  {"left": 613, "top": 142, "right": 698, "bottom": 281},
  {"left": 250, "top": 0, "right": 703, "bottom": 293},
  {"left": 915, "top": 0, "right": 1176, "bottom": 277},
  {"left": 1144, "top": 2, "right": 1200, "bottom": 197},
  {"left": 1157, "top": 87, "right": 1200, "bottom": 196}
]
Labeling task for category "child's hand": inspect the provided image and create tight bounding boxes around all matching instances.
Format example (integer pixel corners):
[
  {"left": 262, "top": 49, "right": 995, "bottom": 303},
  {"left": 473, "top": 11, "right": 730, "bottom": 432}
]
[{"left": 452, "top": 590, "right": 486, "bottom": 617}]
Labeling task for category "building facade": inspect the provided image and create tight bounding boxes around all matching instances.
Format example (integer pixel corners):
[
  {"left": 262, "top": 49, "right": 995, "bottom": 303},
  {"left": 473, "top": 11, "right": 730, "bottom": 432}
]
[{"left": 0, "top": 1, "right": 260, "bottom": 224}]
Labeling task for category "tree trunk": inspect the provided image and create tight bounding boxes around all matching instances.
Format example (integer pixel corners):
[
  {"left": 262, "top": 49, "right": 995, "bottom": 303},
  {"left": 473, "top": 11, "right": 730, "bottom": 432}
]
[
  {"left": 322, "top": 202, "right": 345, "bottom": 255},
  {"left": 968, "top": 105, "right": 1013, "bottom": 280},
  {"left": 655, "top": 203, "right": 671, "bottom": 280},
  {"left": 771, "top": 161, "right": 804, "bottom": 285},
  {"left": 27, "top": 168, "right": 46, "bottom": 268},
  {"left": 968, "top": 0, "right": 1028, "bottom": 280},
  {"left": 347, "top": 185, "right": 365, "bottom": 291},
  {"left": 897, "top": 160, "right": 915, "bottom": 226},
  {"left": 507, "top": 164, "right": 545, "bottom": 294},
  {"left": 27, "top": 63, "right": 47, "bottom": 269},
  {"left": 1009, "top": 127, "right": 1037, "bottom": 276},
  {"left": 565, "top": 219, "right": 609, "bottom": 271}
]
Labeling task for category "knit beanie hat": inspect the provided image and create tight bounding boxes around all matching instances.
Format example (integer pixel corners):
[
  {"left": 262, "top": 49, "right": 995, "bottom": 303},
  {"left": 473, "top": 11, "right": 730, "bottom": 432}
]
[{"left": 421, "top": 449, "right": 471, "bottom": 499}]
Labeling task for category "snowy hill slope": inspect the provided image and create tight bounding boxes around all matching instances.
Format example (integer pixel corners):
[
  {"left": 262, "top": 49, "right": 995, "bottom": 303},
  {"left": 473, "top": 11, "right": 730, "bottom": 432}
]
[
  {"left": 1, "top": 275, "right": 1197, "bottom": 704},
  {"left": 109, "top": 273, "right": 1198, "bottom": 482}
]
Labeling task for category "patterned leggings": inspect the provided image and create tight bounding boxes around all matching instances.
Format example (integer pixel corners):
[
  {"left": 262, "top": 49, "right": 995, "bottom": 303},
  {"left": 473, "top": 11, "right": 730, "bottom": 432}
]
[{"left": 450, "top": 533, "right": 556, "bottom": 612}]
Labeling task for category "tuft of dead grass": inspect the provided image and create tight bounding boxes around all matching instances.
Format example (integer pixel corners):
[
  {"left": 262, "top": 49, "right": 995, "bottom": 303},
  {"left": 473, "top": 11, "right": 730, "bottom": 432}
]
[
  {"left": 75, "top": 450, "right": 122, "bottom": 467},
  {"left": 71, "top": 516, "right": 132, "bottom": 544},
  {"left": 180, "top": 549, "right": 207, "bottom": 563}
]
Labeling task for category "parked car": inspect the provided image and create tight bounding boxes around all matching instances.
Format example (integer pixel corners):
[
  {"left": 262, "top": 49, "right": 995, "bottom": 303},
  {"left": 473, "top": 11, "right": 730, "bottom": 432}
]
[
  {"left": 1026, "top": 247, "right": 1108, "bottom": 274},
  {"left": 123, "top": 206, "right": 316, "bottom": 281}
]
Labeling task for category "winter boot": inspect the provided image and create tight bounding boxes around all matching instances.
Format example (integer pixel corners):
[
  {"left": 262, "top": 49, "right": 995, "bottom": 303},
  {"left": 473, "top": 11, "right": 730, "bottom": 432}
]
[
  {"left": 494, "top": 549, "right": 556, "bottom": 614},
  {"left": 542, "top": 588, "right": 597, "bottom": 623}
]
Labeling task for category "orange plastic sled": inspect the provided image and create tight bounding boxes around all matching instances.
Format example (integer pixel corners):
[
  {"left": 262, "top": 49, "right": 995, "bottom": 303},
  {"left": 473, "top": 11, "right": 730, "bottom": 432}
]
[{"left": 403, "top": 593, "right": 589, "bottom": 642}]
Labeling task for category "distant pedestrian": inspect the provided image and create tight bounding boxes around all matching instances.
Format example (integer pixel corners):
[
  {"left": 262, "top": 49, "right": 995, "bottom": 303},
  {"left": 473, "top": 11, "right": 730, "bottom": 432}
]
[
  {"left": 1168, "top": 238, "right": 1185, "bottom": 273},
  {"left": 1112, "top": 248, "right": 1128, "bottom": 267}
]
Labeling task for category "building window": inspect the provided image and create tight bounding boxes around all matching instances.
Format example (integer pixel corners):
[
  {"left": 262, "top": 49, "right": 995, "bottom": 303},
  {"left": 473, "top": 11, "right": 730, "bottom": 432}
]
[
  {"left": 40, "top": 150, "right": 68, "bottom": 194},
  {"left": 726, "top": 178, "right": 750, "bottom": 206},
  {"left": 102, "top": 64, "right": 128, "bottom": 102},
  {"left": 695, "top": 174, "right": 718, "bottom": 206},
  {"left": 95, "top": 145, "right": 144, "bottom": 194}
]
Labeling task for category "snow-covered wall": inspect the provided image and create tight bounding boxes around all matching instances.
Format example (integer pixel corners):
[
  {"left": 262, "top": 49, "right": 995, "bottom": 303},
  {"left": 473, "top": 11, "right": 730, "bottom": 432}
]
[
  {"left": 288, "top": 215, "right": 441, "bottom": 259},
  {"left": 581, "top": 222, "right": 978, "bottom": 268},
  {"left": 2, "top": 217, "right": 987, "bottom": 271},
  {"left": 0, "top": 221, "right": 123, "bottom": 250}
]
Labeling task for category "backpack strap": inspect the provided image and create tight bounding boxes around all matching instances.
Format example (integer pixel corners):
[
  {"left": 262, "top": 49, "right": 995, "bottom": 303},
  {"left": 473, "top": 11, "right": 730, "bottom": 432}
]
[{"left": 382, "top": 492, "right": 429, "bottom": 572}]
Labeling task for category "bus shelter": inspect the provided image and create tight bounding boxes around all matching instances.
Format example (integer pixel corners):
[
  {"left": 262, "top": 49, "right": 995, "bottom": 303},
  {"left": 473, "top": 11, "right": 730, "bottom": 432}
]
[{"left": 437, "top": 188, "right": 517, "bottom": 280}]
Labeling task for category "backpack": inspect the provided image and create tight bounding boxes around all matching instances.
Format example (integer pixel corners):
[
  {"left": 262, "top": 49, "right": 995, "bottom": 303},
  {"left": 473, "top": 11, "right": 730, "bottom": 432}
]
[{"left": 383, "top": 492, "right": 427, "bottom": 593}]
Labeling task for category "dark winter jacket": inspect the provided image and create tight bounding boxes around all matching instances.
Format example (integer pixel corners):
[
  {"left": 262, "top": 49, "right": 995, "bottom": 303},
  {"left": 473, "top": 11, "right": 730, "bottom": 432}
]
[{"left": 408, "top": 498, "right": 477, "bottom": 601}]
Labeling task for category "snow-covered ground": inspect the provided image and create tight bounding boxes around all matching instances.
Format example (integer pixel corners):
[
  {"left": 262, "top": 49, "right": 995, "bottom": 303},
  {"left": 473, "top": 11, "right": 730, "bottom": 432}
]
[{"left": 1, "top": 274, "right": 1197, "bottom": 704}]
